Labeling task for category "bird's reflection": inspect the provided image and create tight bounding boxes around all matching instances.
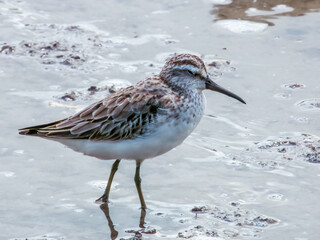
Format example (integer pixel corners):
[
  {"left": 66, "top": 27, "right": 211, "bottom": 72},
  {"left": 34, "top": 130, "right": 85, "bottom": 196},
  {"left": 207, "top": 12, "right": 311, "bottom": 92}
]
[
  {"left": 99, "top": 202, "right": 147, "bottom": 240},
  {"left": 99, "top": 203, "right": 118, "bottom": 240},
  {"left": 211, "top": 0, "right": 320, "bottom": 26}
]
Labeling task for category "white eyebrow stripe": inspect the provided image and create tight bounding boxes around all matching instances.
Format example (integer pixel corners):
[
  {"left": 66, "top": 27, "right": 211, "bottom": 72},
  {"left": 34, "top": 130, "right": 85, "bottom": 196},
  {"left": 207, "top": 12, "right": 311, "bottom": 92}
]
[
  {"left": 172, "top": 65, "right": 207, "bottom": 78},
  {"left": 200, "top": 69, "right": 207, "bottom": 77},
  {"left": 172, "top": 65, "right": 199, "bottom": 73}
]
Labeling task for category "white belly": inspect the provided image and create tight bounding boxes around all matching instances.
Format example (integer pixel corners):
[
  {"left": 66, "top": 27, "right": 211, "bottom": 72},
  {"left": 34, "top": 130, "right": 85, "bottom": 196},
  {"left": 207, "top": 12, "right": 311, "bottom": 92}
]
[
  {"left": 56, "top": 119, "right": 200, "bottom": 160},
  {"left": 56, "top": 91, "right": 205, "bottom": 160}
]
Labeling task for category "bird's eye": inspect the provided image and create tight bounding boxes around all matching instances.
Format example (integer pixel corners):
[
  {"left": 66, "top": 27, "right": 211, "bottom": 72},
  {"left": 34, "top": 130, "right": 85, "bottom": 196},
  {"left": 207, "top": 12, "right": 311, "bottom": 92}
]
[{"left": 187, "top": 70, "right": 194, "bottom": 75}]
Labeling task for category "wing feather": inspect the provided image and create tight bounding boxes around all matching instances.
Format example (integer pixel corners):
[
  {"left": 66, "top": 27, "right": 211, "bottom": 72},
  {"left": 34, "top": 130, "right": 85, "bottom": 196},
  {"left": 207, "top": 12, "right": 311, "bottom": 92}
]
[{"left": 19, "top": 82, "right": 173, "bottom": 141}]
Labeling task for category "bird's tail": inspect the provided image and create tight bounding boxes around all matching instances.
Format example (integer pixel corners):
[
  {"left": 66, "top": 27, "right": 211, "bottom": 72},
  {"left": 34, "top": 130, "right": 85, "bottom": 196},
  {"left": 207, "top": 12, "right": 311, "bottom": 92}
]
[{"left": 18, "top": 120, "right": 62, "bottom": 136}]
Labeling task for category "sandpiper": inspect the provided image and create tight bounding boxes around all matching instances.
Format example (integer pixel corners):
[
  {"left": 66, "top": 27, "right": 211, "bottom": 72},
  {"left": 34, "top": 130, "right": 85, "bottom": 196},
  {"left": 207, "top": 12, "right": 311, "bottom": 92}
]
[{"left": 19, "top": 53, "right": 245, "bottom": 209}]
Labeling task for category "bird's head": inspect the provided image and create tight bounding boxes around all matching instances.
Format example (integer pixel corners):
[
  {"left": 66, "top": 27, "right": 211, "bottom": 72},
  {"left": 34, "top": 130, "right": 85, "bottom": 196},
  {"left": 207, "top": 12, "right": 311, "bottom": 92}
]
[{"left": 159, "top": 53, "right": 246, "bottom": 104}]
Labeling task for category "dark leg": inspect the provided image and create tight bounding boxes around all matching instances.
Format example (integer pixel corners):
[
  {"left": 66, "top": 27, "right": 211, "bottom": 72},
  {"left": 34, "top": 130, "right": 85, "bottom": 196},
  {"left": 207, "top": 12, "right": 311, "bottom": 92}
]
[
  {"left": 96, "top": 159, "right": 121, "bottom": 203},
  {"left": 139, "top": 207, "right": 146, "bottom": 228},
  {"left": 134, "top": 160, "right": 147, "bottom": 210}
]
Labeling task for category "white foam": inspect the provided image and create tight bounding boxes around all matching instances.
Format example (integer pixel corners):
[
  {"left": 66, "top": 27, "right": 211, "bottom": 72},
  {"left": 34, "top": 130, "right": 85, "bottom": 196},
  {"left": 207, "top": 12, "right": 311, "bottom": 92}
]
[
  {"left": 110, "top": 34, "right": 177, "bottom": 46},
  {"left": 151, "top": 10, "right": 169, "bottom": 14},
  {"left": 246, "top": 8, "right": 273, "bottom": 17},
  {"left": 208, "top": 0, "right": 232, "bottom": 5},
  {"left": 272, "top": 4, "right": 294, "bottom": 13},
  {"left": 269, "top": 169, "right": 295, "bottom": 177},
  {"left": 0, "top": 171, "right": 15, "bottom": 177},
  {"left": 9, "top": 232, "right": 65, "bottom": 240},
  {"left": 246, "top": 4, "right": 294, "bottom": 16},
  {"left": 216, "top": 20, "right": 268, "bottom": 33},
  {"left": 86, "top": 180, "right": 119, "bottom": 190},
  {"left": 13, "top": 149, "right": 24, "bottom": 154}
]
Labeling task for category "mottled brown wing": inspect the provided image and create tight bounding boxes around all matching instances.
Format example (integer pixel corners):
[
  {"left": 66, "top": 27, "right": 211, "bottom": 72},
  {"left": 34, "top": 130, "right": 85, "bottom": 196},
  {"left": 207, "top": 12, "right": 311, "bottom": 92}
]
[{"left": 19, "top": 86, "right": 166, "bottom": 141}]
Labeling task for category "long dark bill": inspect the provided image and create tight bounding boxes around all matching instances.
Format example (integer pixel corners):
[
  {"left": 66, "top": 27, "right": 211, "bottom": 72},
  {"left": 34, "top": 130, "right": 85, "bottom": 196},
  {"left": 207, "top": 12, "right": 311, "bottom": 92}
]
[{"left": 205, "top": 78, "right": 246, "bottom": 104}]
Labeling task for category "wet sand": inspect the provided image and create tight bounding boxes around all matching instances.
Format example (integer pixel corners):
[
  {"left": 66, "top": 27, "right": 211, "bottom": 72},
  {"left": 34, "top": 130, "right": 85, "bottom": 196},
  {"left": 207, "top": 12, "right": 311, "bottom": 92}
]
[{"left": 0, "top": 0, "right": 319, "bottom": 239}]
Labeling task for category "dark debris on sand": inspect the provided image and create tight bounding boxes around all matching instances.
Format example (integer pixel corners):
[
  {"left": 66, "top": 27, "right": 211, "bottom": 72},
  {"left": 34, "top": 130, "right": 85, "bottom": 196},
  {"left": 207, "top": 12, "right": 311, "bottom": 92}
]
[
  {"left": 177, "top": 204, "right": 278, "bottom": 239},
  {"left": 229, "top": 133, "right": 320, "bottom": 169}
]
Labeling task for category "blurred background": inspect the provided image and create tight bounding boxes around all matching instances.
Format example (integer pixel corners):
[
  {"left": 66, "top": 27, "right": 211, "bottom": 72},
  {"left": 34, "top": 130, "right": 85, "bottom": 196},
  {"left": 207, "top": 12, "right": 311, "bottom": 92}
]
[{"left": 1, "top": 0, "right": 319, "bottom": 239}]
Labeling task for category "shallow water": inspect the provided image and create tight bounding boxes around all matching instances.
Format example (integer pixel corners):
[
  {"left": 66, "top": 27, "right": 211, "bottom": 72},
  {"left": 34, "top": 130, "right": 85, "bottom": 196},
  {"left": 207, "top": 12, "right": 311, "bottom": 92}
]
[{"left": 1, "top": 0, "right": 320, "bottom": 239}]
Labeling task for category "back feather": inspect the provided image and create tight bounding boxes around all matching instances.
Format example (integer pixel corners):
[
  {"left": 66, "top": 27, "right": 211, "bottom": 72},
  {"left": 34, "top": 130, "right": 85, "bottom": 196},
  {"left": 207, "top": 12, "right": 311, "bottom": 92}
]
[{"left": 19, "top": 79, "right": 175, "bottom": 141}]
